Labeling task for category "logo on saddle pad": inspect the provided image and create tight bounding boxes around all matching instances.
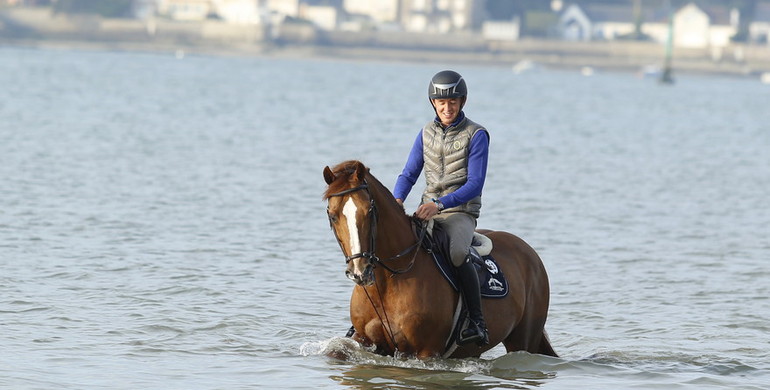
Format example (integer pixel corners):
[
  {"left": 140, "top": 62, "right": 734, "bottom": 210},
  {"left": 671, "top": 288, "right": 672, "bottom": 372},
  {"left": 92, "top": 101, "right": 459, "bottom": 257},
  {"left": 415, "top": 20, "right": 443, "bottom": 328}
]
[
  {"left": 430, "top": 251, "right": 509, "bottom": 298},
  {"left": 487, "top": 277, "right": 504, "bottom": 292},
  {"left": 484, "top": 259, "right": 504, "bottom": 291},
  {"left": 484, "top": 259, "right": 499, "bottom": 274}
]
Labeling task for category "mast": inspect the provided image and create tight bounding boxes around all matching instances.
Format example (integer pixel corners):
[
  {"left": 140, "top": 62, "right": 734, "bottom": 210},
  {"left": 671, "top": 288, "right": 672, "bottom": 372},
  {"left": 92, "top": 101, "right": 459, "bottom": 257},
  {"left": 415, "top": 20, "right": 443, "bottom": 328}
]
[
  {"left": 633, "top": 0, "right": 642, "bottom": 39},
  {"left": 660, "top": 0, "right": 675, "bottom": 84}
]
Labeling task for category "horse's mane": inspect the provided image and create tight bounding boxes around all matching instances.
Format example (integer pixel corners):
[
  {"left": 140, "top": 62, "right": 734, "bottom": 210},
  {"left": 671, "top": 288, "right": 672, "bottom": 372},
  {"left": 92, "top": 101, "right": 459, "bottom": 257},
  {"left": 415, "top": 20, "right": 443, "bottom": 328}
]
[{"left": 364, "top": 169, "right": 398, "bottom": 207}]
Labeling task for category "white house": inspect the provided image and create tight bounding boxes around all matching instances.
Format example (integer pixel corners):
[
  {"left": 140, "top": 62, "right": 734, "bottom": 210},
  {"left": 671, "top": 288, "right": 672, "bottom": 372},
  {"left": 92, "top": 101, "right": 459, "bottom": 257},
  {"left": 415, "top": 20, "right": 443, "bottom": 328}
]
[
  {"left": 300, "top": 3, "right": 338, "bottom": 30},
  {"left": 482, "top": 18, "right": 520, "bottom": 42},
  {"left": 157, "top": 0, "right": 212, "bottom": 21},
  {"left": 212, "top": 0, "right": 263, "bottom": 24},
  {"left": 558, "top": 4, "right": 590, "bottom": 41},
  {"left": 749, "top": 2, "right": 770, "bottom": 45},
  {"left": 557, "top": 3, "right": 641, "bottom": 41},
  {"left": 669, "top": 2, "right": 737, "bottom": 48},
  {"left": 636, "top": 2, "right": 739, "bottom": 49},
  {"left": 400, "top": 0, "right": 483, "bottom": 33},
  {"left": 134, "top": 0, "right": 264, "bottom": 23},
  {"left": 668, "top": 2, "right": 736, "bottom": 49},
  {"left": 558, "top": 1, "right": 739, "bottom": 49},
  {"left": 344, "top": 0, "right": 399, "bottom": 24}
]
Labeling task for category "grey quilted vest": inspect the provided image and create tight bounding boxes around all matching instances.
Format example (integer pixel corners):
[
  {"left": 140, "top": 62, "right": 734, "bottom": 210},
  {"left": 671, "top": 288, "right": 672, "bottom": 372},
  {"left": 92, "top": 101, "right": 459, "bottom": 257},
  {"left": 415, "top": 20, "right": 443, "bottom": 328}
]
[{"left": 421, "top": 116, "right": 486, "bottom": 217}]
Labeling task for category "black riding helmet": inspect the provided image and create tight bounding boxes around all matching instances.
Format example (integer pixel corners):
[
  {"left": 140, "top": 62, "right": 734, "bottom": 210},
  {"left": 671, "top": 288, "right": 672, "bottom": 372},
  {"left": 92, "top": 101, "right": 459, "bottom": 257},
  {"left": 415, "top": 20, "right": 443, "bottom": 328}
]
[{"left": 428, "top": 70, "right": 467, "bottom": 110}]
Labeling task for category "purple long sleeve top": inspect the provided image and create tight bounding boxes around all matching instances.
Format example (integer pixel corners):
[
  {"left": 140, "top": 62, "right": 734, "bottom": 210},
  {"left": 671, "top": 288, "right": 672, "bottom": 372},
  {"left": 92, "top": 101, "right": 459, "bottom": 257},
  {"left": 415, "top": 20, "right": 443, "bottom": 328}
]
[{"left": 393, "top": 114, "right": 489, "bottom": 210}]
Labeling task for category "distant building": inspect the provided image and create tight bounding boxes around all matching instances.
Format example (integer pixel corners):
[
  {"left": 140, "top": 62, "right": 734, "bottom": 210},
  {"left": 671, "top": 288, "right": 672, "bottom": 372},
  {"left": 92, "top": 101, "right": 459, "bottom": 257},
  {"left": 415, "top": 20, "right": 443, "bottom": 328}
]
[
  {"left": 214, "top": 0, "right": 262, "bottom": 24},
  {"left": 122, "top": 0, "right": 764, "bottom": 49},
  {"left": 482, "top": 18, "right": 520, "bottom": 42},
  {"left": 300, "top": 2, "right": 338, "bottom": 30},
  {"left": 557, "top": 1, "right": 739, "bottom": 49},
  {"left": 749, "top": 2, "right": 770, "bottom": 45},
  {"left": 132, "top": 0, "right": 159, "bottom": 19},
  {"left": 557, "top": 3, "right": 650, "bottom": 41},
  {"left": 264, "top": 0, "right": 300, "bottom": 19},
  {"left": 557, "top": 4, "right": 591, "bottom": 41},
  {"left": 343, "top": 0, "right": 399, "bottom": 24},
  {"left": 157, "top": 0, "right": 212, "bottom": 21},
  {"left": 400, "top": 0, "right": 484, "bottom": 33},
  {"left": 669, "top": 2, "right": 735, "bottom": 48}
]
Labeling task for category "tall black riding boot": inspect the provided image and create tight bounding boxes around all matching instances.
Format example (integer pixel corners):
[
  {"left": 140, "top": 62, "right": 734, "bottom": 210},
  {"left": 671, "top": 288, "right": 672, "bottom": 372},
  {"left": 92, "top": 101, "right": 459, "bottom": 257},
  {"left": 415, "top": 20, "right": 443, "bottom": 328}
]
[{"left": 457, "top": 258, "right": 489, "bottom": 346}]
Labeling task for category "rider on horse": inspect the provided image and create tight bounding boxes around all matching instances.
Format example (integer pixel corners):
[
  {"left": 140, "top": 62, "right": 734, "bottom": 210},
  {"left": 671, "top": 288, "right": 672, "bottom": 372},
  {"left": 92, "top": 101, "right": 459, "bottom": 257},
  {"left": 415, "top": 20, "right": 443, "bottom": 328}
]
[{"left": 393, "top": 70, "right": 490, "bottom": 346}]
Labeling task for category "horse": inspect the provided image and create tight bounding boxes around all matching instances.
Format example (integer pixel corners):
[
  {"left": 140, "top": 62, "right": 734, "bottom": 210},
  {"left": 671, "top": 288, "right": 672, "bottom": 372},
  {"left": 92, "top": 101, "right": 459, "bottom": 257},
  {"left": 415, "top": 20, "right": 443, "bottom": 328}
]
[{"left": 323, "top": 160, "right": 557, "bottom": 359}]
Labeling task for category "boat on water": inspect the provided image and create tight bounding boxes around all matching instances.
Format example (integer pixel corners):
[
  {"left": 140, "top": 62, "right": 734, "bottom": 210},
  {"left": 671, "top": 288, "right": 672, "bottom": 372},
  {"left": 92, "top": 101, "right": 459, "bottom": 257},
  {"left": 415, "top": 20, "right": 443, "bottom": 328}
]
[{"left": 511, "top": 59, "right": 540, "bottom": 74}]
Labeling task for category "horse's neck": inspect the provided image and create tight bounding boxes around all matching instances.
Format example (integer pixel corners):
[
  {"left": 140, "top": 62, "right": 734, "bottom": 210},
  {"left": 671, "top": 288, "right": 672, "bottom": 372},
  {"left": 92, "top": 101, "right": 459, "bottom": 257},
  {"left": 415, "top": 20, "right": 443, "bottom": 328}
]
[
  {"left": 368, "top": 181, "right": 437, "bottom": 280},
  {"left": 375, "top": 201, "right": 415, "bottom": 255},
  {"left": 375, "top": 210, "right": 438, "bottom": 281}
]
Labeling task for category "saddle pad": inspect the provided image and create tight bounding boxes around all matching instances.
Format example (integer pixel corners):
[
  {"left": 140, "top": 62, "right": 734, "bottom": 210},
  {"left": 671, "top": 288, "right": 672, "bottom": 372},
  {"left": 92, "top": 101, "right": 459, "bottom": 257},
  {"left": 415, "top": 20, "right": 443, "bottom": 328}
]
[{"left": 430, "top": 251, "right": 509, "bottom": 298}]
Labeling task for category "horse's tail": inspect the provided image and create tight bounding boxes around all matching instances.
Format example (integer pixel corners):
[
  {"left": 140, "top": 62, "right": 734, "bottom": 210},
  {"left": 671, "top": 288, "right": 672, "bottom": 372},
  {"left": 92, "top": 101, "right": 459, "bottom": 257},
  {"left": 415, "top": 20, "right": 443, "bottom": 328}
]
[{"left": 537, "top": 330, "right": 558, "bottom": 357}]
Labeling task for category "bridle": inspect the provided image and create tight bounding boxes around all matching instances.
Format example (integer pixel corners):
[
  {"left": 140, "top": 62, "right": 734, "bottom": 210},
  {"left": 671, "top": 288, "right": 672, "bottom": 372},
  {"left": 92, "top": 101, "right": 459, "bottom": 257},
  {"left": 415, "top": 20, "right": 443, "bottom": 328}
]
[
  {"left": 326, "top": 179, "right": 427, "bottom": 353},
  {"left": 326, "top": 181, "right": 425, "bottom": 276}
]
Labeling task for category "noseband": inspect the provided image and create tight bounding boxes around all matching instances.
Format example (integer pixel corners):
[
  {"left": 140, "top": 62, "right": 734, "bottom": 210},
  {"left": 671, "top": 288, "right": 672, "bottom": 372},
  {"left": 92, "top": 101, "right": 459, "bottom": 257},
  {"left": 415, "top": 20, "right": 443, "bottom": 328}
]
[
  {"left": 326, "top": 181, "right": 423, "bottom": 275},
  {"left": 326, "top": 179, "right": 427, "bottom": 353}
]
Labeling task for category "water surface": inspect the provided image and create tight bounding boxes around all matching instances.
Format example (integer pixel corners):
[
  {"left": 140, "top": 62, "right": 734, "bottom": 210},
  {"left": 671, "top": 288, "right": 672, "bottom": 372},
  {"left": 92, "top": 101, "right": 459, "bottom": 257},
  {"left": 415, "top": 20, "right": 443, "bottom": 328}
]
[{"left": 1, "top": 46, "right": 768, "bottom": 389}]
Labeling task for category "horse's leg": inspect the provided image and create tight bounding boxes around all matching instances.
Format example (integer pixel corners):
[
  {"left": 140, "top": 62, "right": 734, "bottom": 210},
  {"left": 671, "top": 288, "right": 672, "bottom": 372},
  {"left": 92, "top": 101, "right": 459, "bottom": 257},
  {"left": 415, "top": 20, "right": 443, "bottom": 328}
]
[
  {"left": 537, "top": 330, "right": 558, "bottom": 357},
  {"left": 502, "top": 312, "right": 558, "bottom": 357},
  {"left": 502, "top": 314, "right": 536, "bottom": 353},
  {"left": 503, "top": 290, "right": 558, "bottom": 356},
  {"left": 487, "top": 231, "right": 558, "bottom": 357}
]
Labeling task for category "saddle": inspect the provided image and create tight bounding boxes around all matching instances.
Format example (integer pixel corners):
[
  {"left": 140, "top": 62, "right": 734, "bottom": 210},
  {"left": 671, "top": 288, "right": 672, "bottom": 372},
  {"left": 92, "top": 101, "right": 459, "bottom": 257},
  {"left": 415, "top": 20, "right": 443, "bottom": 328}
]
[
  {"left": 415, "top": 218, "right": 510, "bottom": 356},
  {"left": 419, "top": 219, "right": 509, "bottom": 298}
]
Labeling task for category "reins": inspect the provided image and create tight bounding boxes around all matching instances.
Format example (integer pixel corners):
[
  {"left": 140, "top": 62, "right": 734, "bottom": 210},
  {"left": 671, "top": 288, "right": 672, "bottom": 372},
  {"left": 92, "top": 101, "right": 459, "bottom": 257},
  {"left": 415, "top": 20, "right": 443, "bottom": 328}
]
[
  {"left": 327, "top": 181, "right": 426, "bottom": 276},
  {"left": 326, "top": 180, "right": 429, "bottom": 353}
]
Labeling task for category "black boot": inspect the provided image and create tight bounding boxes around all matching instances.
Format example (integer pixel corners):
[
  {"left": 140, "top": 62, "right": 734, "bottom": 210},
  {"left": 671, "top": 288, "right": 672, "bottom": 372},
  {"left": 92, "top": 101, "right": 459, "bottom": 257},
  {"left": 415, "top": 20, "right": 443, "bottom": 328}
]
[{"left": 457, "top": 257, "right": 489, "bottom": 346}]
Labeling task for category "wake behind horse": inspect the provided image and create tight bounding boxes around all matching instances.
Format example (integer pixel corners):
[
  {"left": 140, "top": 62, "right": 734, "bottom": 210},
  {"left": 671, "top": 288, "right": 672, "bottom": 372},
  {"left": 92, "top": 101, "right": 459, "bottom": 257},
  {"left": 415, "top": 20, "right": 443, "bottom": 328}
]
[{"left": 323, "top": 160, "right": 557, "bottom": 358}]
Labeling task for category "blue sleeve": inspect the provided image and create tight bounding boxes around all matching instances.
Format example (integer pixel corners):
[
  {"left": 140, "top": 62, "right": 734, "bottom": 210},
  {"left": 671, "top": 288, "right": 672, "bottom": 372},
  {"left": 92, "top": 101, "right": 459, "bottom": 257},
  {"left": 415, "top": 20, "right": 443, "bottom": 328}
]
[
  {"left": 438, "top": 130, "right": 489, "bottom": 209},
  {"left": 393, "top": 131, "right": 424, "bottom": 201}
]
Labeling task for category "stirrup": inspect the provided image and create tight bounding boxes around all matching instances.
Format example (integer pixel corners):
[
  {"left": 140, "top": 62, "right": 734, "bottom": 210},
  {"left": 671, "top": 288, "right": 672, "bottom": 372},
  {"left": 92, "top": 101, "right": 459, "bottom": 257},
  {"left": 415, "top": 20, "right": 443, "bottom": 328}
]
[
  {"left": 459, "top": 321, "right": 489, "bottom": 346},
  {"left": 345, "top": 325, "right": 355, "bottom": 338}
]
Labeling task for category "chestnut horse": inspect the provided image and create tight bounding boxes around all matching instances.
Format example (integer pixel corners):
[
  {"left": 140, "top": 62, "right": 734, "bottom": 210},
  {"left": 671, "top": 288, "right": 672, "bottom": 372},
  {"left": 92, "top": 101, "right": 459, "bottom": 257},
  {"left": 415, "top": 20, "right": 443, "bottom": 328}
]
[{"left": 323, "top": 160, "right": 557, "bottom": 359}]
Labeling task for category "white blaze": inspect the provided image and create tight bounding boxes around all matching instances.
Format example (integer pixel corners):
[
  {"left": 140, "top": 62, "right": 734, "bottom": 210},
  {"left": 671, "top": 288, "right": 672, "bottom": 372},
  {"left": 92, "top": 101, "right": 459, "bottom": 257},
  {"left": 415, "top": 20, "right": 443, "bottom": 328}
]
[{"left": 343, "top": 198, "right": 361, "bottom": 257}]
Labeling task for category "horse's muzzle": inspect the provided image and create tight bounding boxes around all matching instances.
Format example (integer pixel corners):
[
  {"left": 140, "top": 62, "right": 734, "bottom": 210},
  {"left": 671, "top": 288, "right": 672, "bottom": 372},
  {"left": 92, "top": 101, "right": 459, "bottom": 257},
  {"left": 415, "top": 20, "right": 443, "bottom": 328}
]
[{"left": 346, "top": 264, "right": 374, "bottom": 286}]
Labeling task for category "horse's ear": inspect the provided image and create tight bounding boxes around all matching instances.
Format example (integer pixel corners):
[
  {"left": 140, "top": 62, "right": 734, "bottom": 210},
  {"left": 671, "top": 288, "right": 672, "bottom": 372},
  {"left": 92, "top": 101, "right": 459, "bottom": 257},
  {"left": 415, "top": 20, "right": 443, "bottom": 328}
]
[
  {"left": 323, "top": 166, "right": 336, "bottom": 185},
  {"left": 354, "top": 161, "right": 367, "bottom": 182}
]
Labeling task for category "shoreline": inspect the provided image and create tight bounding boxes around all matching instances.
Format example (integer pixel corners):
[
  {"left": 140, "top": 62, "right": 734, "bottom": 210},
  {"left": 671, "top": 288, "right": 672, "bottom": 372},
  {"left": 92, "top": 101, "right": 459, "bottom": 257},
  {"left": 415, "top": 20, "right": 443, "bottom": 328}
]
[
  {"left": 4, "top": 37, "right": 767, "bottom": 80},
  {"left": 2, "top": 7, "right": 769, "bottom": 80}
]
